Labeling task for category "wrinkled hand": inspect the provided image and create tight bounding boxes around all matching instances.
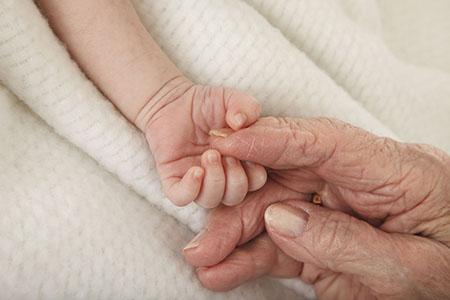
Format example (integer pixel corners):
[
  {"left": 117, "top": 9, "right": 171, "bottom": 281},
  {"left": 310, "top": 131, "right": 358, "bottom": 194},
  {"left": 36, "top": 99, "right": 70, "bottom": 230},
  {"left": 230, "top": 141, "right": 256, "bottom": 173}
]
[
  {"left": 136, "top": 77, "right": 266, "bottom": 208},
  {"left": 184, "top": 117, "right": 450, "bottom": 299}
]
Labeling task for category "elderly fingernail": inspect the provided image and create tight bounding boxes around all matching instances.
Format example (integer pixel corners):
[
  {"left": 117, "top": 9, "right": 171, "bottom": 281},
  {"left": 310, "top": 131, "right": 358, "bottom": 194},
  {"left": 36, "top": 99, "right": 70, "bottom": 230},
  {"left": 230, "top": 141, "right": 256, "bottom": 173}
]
[
  {"left": 234, "top": 113, "right": 247, "bottom": 128},
  {"left": 209, "top": 128, "right": 234, "bottom": 138},
  {"left": 264, "top": 204, "right": 308, "bottom": 238},
  {"left": 183, "top": 229, "right": 206, "bottom": 251}
]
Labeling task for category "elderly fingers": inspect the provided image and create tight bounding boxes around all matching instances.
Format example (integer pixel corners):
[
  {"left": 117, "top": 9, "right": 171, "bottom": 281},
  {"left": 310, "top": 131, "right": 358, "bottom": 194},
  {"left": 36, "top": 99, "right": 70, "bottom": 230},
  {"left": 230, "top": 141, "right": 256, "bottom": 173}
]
[
  {"left": 196, "top": 234, "right": 302, "bottom": 292},
  {"left": 183, "top": 181, "right": 306, "bottom": 267}
]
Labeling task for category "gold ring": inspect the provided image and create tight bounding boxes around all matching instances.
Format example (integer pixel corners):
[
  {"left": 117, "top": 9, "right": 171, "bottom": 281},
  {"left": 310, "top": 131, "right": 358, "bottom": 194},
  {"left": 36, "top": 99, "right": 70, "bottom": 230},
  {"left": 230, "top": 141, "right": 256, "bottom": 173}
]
[{"left": 311, "top": 193, "right": 322, "bottom": 205}]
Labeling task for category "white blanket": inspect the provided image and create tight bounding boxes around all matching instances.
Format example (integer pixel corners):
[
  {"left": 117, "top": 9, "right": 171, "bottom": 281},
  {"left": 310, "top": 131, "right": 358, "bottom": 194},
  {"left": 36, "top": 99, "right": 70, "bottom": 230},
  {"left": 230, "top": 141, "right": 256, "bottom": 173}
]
[{"left": 1, "top": 0, "right": 449, "bottom": 299}]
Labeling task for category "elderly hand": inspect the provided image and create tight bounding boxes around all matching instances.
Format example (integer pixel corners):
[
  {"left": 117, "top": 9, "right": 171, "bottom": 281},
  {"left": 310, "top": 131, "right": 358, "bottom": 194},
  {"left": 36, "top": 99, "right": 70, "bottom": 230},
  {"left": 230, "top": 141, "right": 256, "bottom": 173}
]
[{"left": 183, "top": 117, "right": 450, "bottom": 299}]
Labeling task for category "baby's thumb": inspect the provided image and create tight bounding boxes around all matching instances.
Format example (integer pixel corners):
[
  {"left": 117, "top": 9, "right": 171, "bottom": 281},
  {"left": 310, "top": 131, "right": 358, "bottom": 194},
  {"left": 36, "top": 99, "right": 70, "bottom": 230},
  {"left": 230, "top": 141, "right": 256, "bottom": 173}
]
[
  {"left": 264, "top": 201, "right": 404, "bottom": 281},
  {"left": 223, "top": 89, "right": 261, "bottom": 130}
]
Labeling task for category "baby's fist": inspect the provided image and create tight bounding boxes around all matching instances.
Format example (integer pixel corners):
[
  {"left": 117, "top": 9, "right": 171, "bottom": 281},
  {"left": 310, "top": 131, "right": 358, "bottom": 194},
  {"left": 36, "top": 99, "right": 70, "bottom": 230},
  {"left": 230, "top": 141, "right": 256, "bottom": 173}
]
[{"left": 136, "top": 76, "right": 266, "bottom": 208}]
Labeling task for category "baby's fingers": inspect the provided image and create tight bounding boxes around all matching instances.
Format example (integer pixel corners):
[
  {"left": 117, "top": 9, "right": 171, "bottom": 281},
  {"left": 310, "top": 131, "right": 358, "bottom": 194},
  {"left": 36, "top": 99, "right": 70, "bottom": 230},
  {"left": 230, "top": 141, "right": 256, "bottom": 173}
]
[
  {"left": 224, "top": 89, "right": 261, "bottom": 130},
  {"left": 195, "top": 150, "right": 226, "bottom": 208},
  {"left": 242, "top": 161, "right": 267, "bottom": 191},
  {"left": 162, "top": 166, "right": 204, "bottom": 206},
  {"left": 222, "top": 157, "right": 248, "bottom": 206}
]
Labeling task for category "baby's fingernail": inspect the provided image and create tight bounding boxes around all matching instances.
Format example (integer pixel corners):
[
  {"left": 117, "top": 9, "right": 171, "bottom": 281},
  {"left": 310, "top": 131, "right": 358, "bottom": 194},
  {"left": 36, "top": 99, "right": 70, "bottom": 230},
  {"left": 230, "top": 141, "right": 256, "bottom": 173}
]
[
  {"left": 244, "top": 161, "right": 256, "bottom": 167},
  {"left": 225, "top": 157, "right": 237, "bottom": 165},
  {"left": 191, "top": 167, "right": 203, "bottom": 179},
  {"left": 264, "top": 204, "right": 309, "bottom": 238},
  {"left": 234, "top": 113, "right": 247, "bottom": 128},
  {"left": 183, "top": 229, "right": 206, "bottom": 251},
  {"left": 209, "top": 128, "right": 233, "bottom": 138},
  {"left": 207, "top": 151, "right": 219, "bottom": 164}
]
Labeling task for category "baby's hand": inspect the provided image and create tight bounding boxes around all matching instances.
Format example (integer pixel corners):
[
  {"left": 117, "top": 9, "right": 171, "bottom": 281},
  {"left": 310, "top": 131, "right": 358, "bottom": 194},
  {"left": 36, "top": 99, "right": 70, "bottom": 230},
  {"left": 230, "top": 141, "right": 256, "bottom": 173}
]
[{"left": 135, "top": 76, "right": 267, "bottom": 208}]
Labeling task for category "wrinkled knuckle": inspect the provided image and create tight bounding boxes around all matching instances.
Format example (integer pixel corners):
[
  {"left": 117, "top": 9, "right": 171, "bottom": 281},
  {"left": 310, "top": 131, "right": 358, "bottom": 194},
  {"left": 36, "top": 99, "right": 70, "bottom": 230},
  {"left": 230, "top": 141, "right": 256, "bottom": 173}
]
[
  {"left": 375, "top": 136, "right": 403, "bottom": 159},
  {"left": 411, "top": 143, "right": 450, "bottom": 174},
  {"left": 284, "top": 119, "right": 332, "bottom": 166},
  {"left": 315, "top": 117, "right": 352, "bottom": 134},
  {"left": 315, "top": 117, "right": 341, "bottom": 129},
  {"left": 256, "top": 116, "right": 279, "bottom": 129},
  {"left": 287, "top": 119, "right": 301, "bottom": 135},
  {"left": 272, "top": 116, "right": 289, "bottom": 128},
  {"left": 402, "top": 143, "right": 449, "bottom": 196},
  {"left": 285, "top": 121, "right": 305, "bottom": 146},
  {"left": 367, "top": 137, "right": 403, "bottom": 173}
]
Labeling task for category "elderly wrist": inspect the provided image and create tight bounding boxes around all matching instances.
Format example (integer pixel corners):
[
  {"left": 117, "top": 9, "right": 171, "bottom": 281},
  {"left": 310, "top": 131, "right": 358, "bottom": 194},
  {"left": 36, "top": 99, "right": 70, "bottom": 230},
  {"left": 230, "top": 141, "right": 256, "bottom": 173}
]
[{"left": 134, "top": 75, "right": 193, "bottom": 132}]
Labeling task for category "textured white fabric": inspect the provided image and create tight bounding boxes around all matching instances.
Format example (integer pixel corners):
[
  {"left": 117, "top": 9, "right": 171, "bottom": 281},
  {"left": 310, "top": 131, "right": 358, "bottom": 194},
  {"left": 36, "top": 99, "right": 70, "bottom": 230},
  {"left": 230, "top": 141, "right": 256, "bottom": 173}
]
[
  {"left": 1, "top": 0, "right": 449, "bottom": 299},
  {"left": 0, "top": 88, "right": 300, "bottom": 300}
]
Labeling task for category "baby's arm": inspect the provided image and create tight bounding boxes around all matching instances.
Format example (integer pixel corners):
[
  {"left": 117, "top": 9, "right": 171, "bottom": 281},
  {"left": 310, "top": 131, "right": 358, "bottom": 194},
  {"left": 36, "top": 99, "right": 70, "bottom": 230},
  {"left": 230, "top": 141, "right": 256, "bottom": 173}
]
[
  {"left": 37, "top": 0, "right": 267, "bottom": 208},
  {"left": 36, "top": 0, "right": 179, "bottom": 123}
]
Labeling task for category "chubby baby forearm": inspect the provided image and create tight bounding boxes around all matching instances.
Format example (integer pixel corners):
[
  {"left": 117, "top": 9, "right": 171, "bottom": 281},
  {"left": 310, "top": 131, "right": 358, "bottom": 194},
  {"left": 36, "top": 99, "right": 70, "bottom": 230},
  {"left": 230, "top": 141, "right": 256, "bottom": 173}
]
[{"left": 36, "top": 0, "right": 182, "bottom": 124}]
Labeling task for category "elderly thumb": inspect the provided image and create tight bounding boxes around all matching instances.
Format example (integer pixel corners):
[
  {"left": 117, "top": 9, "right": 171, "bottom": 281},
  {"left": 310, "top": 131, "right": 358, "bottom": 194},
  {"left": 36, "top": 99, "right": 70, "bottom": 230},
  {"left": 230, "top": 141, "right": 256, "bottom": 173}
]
[
  {"left": 210, "top": 117, "right": 303, "bottom": 169},
  {"left": 264, "top": 201, "right": 401, "bottom": 279}
]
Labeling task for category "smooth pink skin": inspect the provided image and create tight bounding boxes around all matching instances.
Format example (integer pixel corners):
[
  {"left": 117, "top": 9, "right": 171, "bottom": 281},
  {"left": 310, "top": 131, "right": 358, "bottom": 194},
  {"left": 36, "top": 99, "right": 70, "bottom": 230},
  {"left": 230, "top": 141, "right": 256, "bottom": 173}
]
[
  {"left": 185, "top": 117, "right": 450, "bottom": 298},
  {"left": 144, "top": 81, "right": 267, "bottom": 208}
]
